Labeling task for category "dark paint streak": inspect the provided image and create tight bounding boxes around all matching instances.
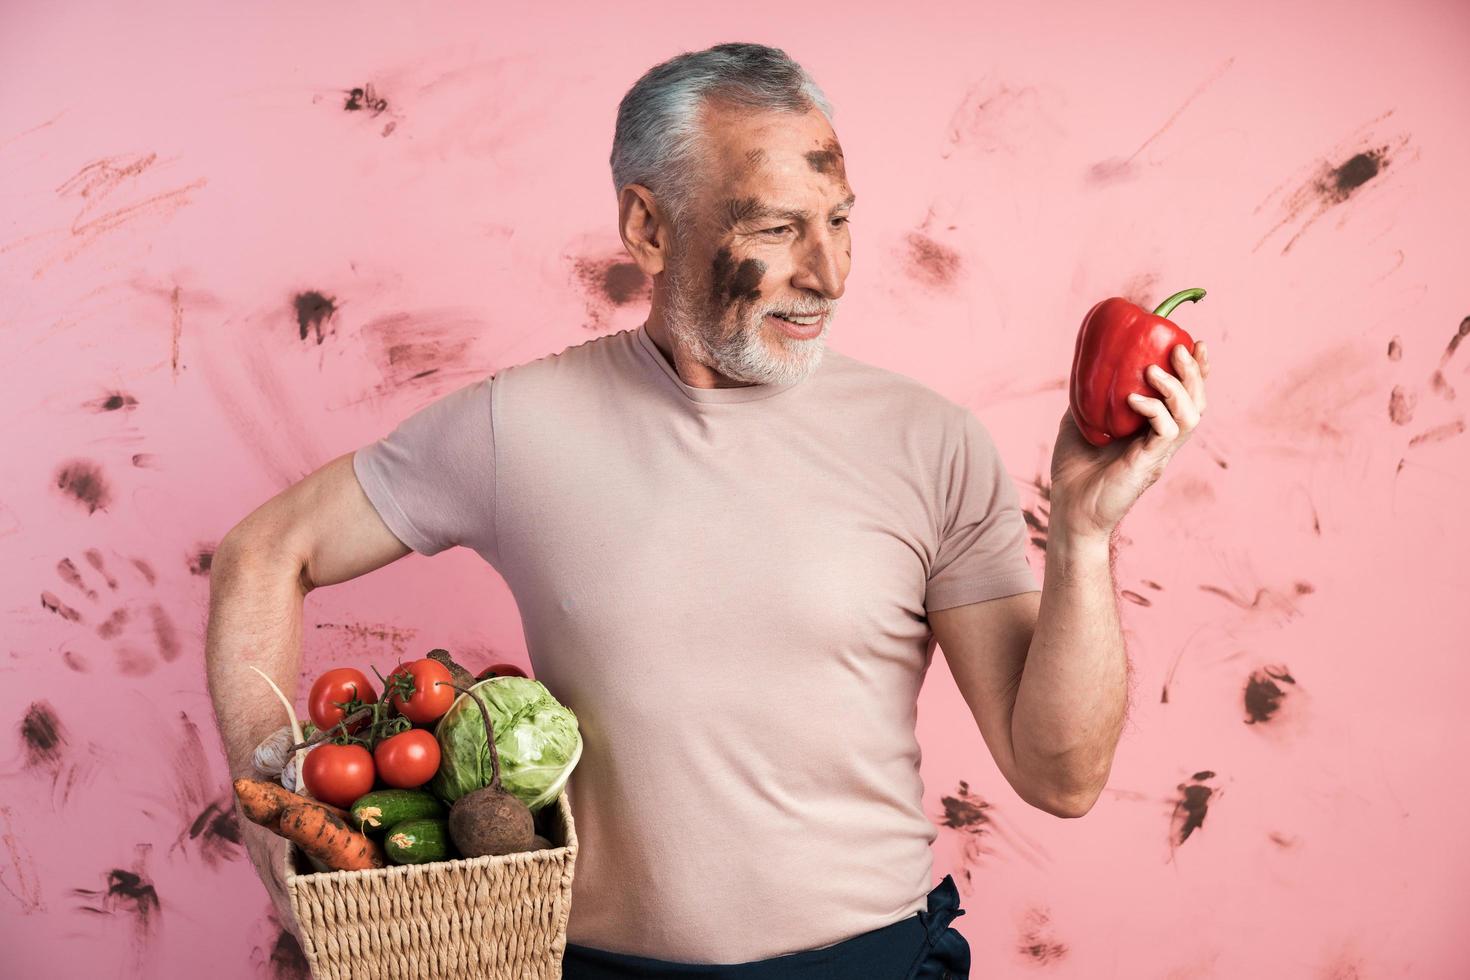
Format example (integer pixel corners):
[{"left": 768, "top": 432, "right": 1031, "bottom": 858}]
[
  {"left": 96, "top": 606, "right": 130, "bottom": 639},
  {"left": 132, "top": 557, "right": 157, "bottom": 586},
  {"left": 85, "top": 391, "right": 139, "bottom": 413},
  {"left": 903, "top": 231, "right": 961, "bottom": 289},
  {"left": 1407, "top": 419, "right": 1465, "bottom": 446},
  {"left": 20, "top": 702, "right": 65, "bottom": 771},
  {"left": 345, "top": 84, "right": 388, "bottom": 114},
  {"left": 0, "top": 805, "right": 45, "bottom": 912},
  {"left": 1085, "top": 58, "right": 1235, "bottom": 184},
  {"left": 293, "top": 291, "right": 337, "bottom": 345},
  {"left": 131, "top": 453, "right": 159, "bottom": 468},
  {"left": 271, "top": 928, "right": 311, "bottom": 979},
  {"left": 84, "top": 548, "right": 117, "bottom": 589},
  {"left": 187, "top": 546, "right": 214, "bottom": 576},
  {"left": 1120, "top": 589, "right": 1150, "bottom": 606},
  {"left": 710, "top": 247, "right": 765, "bottom": 306},
  {"left": 1244, "top": 665, "right": 1296, "bottom": 725},
  {"left": 1444, "top": 316, "right": 1470, "bottom": 364},
  {"left": 74, "top": 855, "right": 161, "bottom": 956},
  {"left": 1017, "top": 907, "right": 1070, "bottom": 964},
  {"left": 41, "top": 591, "right": 84, "bottom": 623},
  {"left": 571, "top": 255, "right": 651, "bottom": 330},
  {"left": 804, "top": 139, "right": 844, "bottom": 176},
  {"left": 357, "top": 311, "right": 478, "bottom": 392},
  {"left": 55, "top": 459, "right": 112, "bottom": 514},
  {"left": 1388, "top": 385, "right": 1415, "bottom": 425},
  {"left": 184, "top": 798, "right": 243, "bottom": 868},
  {"left": 1252, "top": 113, "right": 1412, "bottom": 255},
  {"left": 1169, "top": 770, "right": 1217, "bottom": 848},
  {"left": 1386, "top": 336, "right": 1402, "bottom": 361},
  {"left": 150, "top": 603, "right": 181, "bottom": 661},
  {"left": 57, "top": 557, "right": 97, "bottom": 599}
]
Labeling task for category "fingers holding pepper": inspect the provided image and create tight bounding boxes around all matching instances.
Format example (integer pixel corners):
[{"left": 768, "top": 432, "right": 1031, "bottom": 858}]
[{"left": 1129, "top": 344, "right": 1204, "bottom": 442}]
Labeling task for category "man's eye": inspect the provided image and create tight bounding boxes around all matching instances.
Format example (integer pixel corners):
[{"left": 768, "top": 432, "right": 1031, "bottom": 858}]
[
  {"left": 833, "top": 216, "right": 851, "bottom": 227},
  {"left": 762, "top": 225, "right": 791, "bottom": 236}
]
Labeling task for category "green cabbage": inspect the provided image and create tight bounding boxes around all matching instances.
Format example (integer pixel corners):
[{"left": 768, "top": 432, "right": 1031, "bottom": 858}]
[{"left": 429, "top": 677, "right": 582, "bottom": 811}]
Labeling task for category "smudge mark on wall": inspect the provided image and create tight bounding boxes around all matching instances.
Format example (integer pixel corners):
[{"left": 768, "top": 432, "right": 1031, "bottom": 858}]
[
  {"left": 83, "top": 391, "right": 139, "bottom": 413},
  {"left": 1244, "top": 665, "right": 1296, "bottom": 724},
  {"left": 55, "top": 459, "right": 112, "bottom": 514},
  {"left": 314, "top": 621, "right": 418, "bottom": 661},
  {"left": 187, "top": 546, "right": 214, "bottom": 576},
  {"left": 1017, "top": 906, "right": 1070, "bottom": 965},
  {"left": 294, "top": 291, "right": 338, "bottom": 345},
  {"left": 345, "top": 84, "right": 388, "bottom": 114},
  {"left": 941, "top": 79, "right": 1067, "bottom": 159},
  {"left": 1169, "top": 770, "right": 1218, "bottom": 850},
  {"left": 902, "top": 231, "right": 961, "bottom": 289},
  {"left": 74, "top": 843, "right": 161, "bottom": 967},
  {"left": 1253, "top": 109, "right": 1415, "bottom": 255},
  {"left": 0, "top": 805, "right": 46, "bottom": 913},
  {"left": 571, "top": 254, "right": 651, "bottom": 330},
  {"left": 1086, "top": 58, "right": 1234, "bottom": 184},
  {"left": 357, "top": 311, "right": 481, "bottom": 394}
]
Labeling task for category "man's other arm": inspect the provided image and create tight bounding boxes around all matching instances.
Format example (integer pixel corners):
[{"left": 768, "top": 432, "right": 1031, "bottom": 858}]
[{"left": 205, "top": 451, "right": 411, "bottom": 929}]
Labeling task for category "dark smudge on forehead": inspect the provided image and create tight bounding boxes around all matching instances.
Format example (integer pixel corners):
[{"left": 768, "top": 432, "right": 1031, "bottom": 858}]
[
  {"left": 805, "top": 139, "right": 845, "bottom": 177},
  {"left": 711, "top": 247, "right": 765, "bottom": 307}
]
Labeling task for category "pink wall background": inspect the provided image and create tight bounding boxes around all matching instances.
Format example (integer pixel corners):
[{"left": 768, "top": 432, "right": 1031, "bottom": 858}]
[{"left": 4, "top": 1, "right": 1468, "bottom": 976}]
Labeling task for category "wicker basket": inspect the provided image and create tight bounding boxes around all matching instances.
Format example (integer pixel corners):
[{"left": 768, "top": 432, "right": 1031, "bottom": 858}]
[{"left": 281, "top": 789, "right": 578, "bottom": 979}]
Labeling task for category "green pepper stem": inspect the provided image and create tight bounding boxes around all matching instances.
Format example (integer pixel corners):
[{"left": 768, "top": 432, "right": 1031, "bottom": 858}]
[{"left": 1152, "top": 288, "right": 1206, "bottom": 319}]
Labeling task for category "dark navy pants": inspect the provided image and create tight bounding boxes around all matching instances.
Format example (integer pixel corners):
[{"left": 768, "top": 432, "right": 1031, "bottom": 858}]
[{"left": 562, "top": 874, "right": 970, "bottom": 979}]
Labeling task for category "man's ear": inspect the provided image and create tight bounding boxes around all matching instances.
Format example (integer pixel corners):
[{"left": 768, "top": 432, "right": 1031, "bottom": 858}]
[{"left": 617, "top": 184, "right": 672, "bottom": 277}]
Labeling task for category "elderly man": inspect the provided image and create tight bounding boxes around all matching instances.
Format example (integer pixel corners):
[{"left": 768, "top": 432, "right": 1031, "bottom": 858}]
[{"left": 207, "top": 41, "right": 1209, "bottom": 980}]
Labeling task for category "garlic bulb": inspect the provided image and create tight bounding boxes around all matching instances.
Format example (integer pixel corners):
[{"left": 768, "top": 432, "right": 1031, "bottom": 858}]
[{"left": 251, "top": 725, "right": 294, "bottom": 777}]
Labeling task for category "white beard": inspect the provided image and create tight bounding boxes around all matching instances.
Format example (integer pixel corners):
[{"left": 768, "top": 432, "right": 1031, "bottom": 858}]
[{"left": 662, "top": 253, "right": 834, "bottom": 387}]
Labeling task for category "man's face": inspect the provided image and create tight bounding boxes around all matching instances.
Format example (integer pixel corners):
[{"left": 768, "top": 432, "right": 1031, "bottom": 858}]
[{"left": 660, "top": 102, "right": 854, "bottom": 386}]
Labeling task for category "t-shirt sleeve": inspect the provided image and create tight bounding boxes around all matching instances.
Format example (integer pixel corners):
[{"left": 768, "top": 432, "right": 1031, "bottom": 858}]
[
  {"left": 924, "top": 408, "right": 1039, "bottom": 613},
  {"left": 351, "top": 375, "right": 497, "bottom": 562}
]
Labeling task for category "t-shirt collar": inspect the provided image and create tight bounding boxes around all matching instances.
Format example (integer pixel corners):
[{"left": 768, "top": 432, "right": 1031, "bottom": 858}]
[{"left": 635, "top": 321, "right": 804, "bottom": 404}]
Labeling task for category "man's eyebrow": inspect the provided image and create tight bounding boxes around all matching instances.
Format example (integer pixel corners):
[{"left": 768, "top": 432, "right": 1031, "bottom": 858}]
[{"left": 720, "top": 192, "right": 857, "bottom": 231}]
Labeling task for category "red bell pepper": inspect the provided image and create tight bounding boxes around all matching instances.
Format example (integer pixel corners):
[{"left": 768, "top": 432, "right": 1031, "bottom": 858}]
[{"left": 1069, "top": 287, "right": 1205, "bottom": 447}]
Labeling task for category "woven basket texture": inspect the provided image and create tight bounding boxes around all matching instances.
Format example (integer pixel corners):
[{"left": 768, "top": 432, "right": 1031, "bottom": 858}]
[{"left": 283, "top": 789, "right": 577, "bottom": 980}]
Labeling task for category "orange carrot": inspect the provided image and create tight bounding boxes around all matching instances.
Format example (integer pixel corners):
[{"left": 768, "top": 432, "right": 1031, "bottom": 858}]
[
  {"left": 278, "top": 803, "right": 385, "bottom": 871},
  {"left": 234, "top": 777, "right": 350, "bottom": 832}
]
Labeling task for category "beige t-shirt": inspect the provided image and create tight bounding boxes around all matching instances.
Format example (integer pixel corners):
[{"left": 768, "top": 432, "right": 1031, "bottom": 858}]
[{"left": 352, "top": 322, "right": 1039, "bottom": 963}]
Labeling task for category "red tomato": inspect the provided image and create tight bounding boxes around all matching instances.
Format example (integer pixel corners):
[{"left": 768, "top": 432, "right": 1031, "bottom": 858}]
[
  {"left": 476, "top": 662, "right": 528, "bottom": 680},
  {"left": 308, "top": 668, "right": 378, "bottom": 731},
  {"left": 373, "top": 730, "right": 442, "bottom": 789},
  {"left": 387, "top": 659, "right": 456, "bottom": 724},
  {"left": 301, "top": 743, "right": 375, "bottom": 808}
]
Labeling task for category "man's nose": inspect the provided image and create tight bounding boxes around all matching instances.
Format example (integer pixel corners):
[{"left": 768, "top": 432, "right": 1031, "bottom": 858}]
[{"left": 791, "top": 230, "right": 846, "bottom": 300}]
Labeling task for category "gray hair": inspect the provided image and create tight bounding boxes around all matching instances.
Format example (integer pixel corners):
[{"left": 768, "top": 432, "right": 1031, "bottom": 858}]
[{"left": 610, "top": 42, "right": 835, "bottom": 239}]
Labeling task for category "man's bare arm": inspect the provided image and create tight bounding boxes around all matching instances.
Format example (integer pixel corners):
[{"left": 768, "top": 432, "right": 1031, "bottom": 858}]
[{"left": 204, "top": 450, "right": 411, "bottom": 924}]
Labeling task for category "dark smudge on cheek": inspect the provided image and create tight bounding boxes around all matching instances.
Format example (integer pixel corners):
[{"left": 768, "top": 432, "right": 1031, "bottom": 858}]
[{"left": 711, "top": 247, "right": 765, "bottom": 308}]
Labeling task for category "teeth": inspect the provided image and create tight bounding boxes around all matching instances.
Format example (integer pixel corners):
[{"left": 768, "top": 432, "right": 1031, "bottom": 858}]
[{"left": 773, "top": 313, "right": 822, "bottom": 325}]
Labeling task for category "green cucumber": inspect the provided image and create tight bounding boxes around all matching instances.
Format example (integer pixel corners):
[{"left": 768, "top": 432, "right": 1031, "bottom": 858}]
[
  {"left": 350, "top": 789, "right": 445, "bottom": 834},
  {"left": 385, "top": 817, "right": 451, "bottom": 864}
]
